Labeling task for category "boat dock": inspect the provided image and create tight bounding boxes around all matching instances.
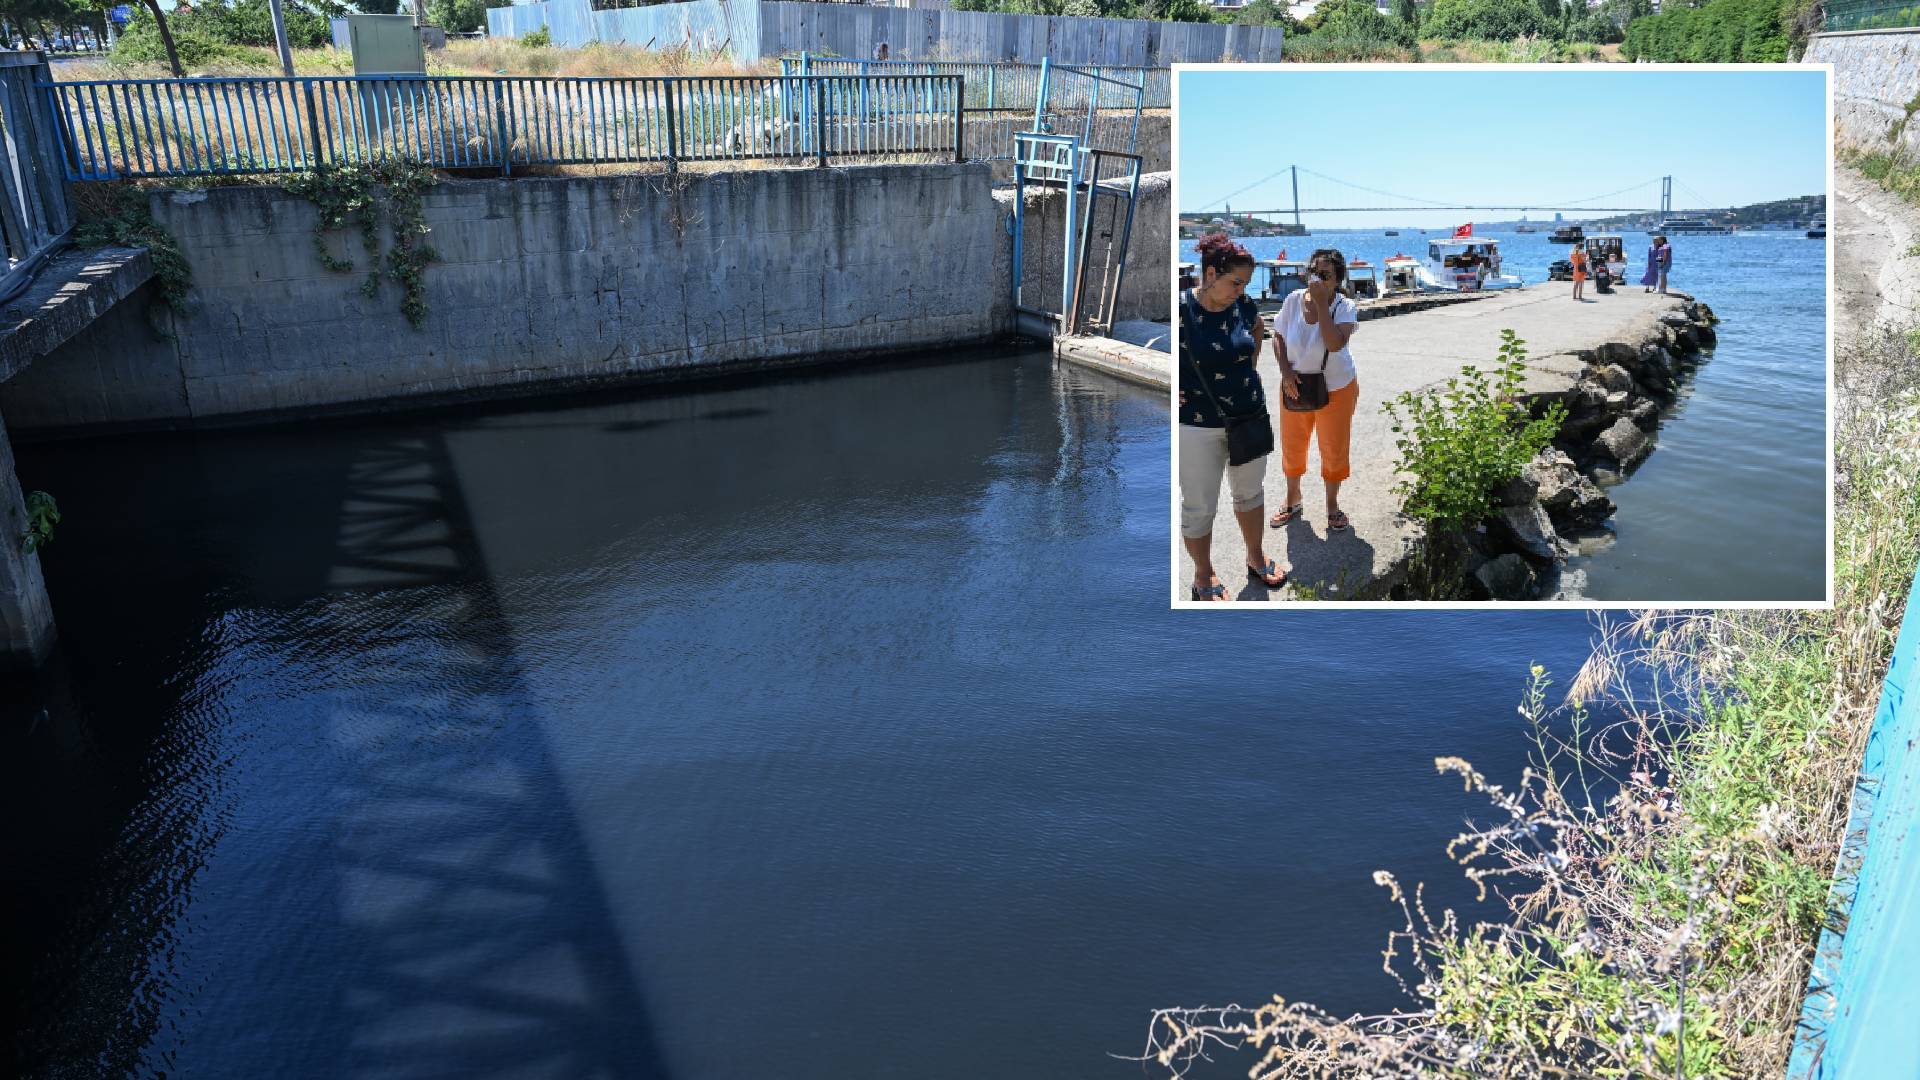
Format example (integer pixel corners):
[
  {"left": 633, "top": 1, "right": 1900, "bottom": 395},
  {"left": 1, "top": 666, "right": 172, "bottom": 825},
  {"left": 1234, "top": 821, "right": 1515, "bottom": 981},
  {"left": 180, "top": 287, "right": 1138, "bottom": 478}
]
[{"left": 1177, "top": 285, "right": 1717, "bottom": 601}]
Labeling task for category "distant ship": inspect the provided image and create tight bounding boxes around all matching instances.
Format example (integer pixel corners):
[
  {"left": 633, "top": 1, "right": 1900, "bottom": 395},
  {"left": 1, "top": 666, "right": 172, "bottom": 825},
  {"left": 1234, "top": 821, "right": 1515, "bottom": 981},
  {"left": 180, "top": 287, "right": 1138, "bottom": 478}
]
[
  {"left": 1806, "top": 217, "right": 1826, "bottom": 239},
  {"left": 1662, "top": 217, "right": 1732, "bottom": 235},
  {"left": 1549, "top": 224, "right": 1584, "bottom": 244},
  {"left": 1384, "top": 229, "right": 1399, "bottom": 236}
]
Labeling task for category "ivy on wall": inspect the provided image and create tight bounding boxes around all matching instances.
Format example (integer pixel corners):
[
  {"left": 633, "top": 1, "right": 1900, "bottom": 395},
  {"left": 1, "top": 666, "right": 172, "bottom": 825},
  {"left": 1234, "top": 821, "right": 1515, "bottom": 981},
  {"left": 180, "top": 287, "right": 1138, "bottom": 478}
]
[
  {"left": 284, "top": 160, "right": 441, "bottom": 328},
  {"left": 73, "top": 185, "right": 194, "bottom": 337}
]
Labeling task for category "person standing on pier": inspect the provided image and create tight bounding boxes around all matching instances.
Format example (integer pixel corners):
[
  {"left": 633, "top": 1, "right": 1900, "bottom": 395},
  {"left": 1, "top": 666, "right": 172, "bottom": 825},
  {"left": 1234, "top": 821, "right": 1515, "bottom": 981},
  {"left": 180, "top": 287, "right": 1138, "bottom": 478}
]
[
  {"left": 1270, "top": 248, "right": 1361, "bottom": 536},
  {"left": 1641, "top": 234, "right": 1669, "bottom": 293},
  {"left": 1179, "top": 233, "right": 1287, "bottom": 600},
  {"left": 1657, "top": 235, "right": 1673, "bottom": 294},
  {"left": 1569, "top": 243, "right": 1588, "bottom": 301}
]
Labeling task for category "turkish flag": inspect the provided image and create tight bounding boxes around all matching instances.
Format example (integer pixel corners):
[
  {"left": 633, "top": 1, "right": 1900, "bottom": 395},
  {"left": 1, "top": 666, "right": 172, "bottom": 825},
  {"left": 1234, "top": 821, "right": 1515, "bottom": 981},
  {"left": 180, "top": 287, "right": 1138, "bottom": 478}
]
[{"left": 1453, "top": 223, "right": 1473, "bottom": 239}]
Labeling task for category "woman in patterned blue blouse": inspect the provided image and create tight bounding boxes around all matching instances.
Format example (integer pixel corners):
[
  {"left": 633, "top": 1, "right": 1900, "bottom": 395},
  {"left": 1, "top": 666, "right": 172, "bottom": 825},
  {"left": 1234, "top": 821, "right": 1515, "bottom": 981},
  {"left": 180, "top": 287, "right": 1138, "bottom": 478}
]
[{"left": 1178, "top": 233, "right": 1287, "bottom": 601}]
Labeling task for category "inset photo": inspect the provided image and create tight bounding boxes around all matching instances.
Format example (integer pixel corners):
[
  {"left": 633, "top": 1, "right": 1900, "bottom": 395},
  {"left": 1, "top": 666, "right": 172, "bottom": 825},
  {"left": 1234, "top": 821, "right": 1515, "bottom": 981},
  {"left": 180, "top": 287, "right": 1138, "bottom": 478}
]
[{"left": 1172, "top": 65, "right": 1831, "bottom": 606}]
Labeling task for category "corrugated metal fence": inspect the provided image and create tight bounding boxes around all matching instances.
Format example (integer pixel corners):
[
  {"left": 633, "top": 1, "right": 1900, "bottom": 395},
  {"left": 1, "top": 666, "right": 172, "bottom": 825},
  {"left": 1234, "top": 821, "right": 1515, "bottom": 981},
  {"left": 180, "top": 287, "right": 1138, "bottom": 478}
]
[
  {"left": 41, "top": 73, "right": 966, "bottom": 180},
  {"left": 783, "top": 57, "right": 1167, "bottom": 110},
  {"left": 487, "top": 0, "right": 1284, "bottom": 66}
]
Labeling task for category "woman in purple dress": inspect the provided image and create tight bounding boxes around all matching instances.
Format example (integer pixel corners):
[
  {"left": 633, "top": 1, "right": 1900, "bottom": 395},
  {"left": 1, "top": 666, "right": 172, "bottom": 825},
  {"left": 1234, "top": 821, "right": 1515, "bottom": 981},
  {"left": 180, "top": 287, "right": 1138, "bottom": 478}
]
[{"left": 1641, "top": 235, "right": 1667, "bottom": 293}]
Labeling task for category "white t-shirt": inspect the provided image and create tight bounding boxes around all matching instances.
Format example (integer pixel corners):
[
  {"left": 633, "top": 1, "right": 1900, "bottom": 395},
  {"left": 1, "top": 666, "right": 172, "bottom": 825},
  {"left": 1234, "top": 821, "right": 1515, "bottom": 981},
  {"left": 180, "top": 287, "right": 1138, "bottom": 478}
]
[{"left": 1277, "top": 289, "right": 1359, "bottom": 392}]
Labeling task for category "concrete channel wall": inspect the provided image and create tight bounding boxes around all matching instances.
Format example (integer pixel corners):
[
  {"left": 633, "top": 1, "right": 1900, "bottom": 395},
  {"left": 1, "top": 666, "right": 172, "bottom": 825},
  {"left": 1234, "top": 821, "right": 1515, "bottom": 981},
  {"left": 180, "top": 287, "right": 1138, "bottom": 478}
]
[
  {"left": 1807, "top": 30, "right": 1920, "bottom": 151},
  {"left": 4, "top": 165, "right": 1015, "bottom": 430}
]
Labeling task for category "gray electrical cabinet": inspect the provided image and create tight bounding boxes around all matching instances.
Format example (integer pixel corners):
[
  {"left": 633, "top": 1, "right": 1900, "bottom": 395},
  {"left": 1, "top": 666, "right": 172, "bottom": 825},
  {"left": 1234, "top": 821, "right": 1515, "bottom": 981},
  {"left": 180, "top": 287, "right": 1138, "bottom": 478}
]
[{"left": 345, "top": 15, "right": 426, "bottom": 149}]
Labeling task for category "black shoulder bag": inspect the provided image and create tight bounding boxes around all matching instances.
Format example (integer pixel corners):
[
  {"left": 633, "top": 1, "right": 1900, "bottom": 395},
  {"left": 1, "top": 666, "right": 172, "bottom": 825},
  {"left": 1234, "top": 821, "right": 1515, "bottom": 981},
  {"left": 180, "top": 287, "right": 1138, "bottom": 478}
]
[
  {"left": 1181, "top": 291, "right": 1274, "bottom": 467},
  {"left": 1283, "top": 292, "right": 1332, "bottom": 413}
]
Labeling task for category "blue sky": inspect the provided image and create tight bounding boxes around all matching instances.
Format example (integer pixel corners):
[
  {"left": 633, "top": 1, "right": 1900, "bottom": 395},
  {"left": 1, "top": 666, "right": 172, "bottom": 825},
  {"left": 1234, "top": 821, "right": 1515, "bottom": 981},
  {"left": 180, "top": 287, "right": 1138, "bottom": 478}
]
[{"left": 1177, "top": 68, "right": 1828, "bottom": 228}]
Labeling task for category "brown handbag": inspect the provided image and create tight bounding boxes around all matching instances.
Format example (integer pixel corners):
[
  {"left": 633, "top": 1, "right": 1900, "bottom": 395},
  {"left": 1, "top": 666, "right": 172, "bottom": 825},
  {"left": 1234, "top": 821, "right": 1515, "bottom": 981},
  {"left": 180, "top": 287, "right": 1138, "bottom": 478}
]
[{"left": 1284, "top": 294, "right": 1333, "bottom": 413}]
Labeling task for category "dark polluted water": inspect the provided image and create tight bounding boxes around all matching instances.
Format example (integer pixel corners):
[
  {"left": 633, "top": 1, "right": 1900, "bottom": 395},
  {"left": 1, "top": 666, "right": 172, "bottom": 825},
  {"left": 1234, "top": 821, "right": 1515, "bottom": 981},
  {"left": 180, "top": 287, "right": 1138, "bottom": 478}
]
[{"left": 2, "top": 347, "right": 1603, "bottom": 1078}]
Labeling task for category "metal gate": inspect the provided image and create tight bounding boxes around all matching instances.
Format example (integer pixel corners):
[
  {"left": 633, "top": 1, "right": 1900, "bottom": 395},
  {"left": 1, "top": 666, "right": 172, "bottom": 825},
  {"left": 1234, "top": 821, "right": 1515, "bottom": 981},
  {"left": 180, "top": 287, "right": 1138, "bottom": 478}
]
[{"left": 1010, "top": 59, "right": 1146, "bottom": 339}]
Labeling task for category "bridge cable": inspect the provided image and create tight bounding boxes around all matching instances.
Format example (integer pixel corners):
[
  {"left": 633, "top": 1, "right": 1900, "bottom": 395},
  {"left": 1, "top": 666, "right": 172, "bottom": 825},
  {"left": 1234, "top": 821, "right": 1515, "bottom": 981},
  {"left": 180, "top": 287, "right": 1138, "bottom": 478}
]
[{"left": 1195, "top": 164, "right": 1302, "bottom": 212}]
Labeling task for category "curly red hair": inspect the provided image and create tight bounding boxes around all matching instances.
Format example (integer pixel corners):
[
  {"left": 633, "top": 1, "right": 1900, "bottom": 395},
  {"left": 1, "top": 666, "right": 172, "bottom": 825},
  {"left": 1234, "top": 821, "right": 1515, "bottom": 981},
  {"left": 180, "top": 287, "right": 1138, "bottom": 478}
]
[{"left": 1194, "top": 232, "right": 1254, "bottom": 277}]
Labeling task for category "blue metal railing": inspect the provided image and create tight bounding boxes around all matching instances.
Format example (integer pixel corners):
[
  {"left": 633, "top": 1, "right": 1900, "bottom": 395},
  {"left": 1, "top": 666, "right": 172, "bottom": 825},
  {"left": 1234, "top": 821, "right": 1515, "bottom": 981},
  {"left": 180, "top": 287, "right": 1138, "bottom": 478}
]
[
  {"left": 782, "top": 55, "right": 1157, "bottom": 163},
  {"left": 39, "top": 73, "right": 967, "bottom": 181}
]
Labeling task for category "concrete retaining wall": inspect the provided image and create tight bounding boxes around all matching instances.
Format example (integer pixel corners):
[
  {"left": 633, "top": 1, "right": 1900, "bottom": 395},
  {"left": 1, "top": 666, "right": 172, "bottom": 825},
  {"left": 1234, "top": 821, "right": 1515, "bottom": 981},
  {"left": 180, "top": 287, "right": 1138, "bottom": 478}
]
[
  {"left": 1807, "top": 30, "right": 1920, "bottom": 151},
  {"left": 5, "top": 165, "right": 1011, "bottom": 430}
]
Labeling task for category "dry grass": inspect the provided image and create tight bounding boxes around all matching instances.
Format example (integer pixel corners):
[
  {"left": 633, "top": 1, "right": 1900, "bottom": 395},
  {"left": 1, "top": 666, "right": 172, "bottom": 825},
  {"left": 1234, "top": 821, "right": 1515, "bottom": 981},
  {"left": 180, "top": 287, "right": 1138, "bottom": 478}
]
[
  {"left": 1136, "top": 284, "right": 1920, "bottom": 1076},
  {"left": 1417, "top": 36, "right": 1623, "bottom": 62},
  {"left": 430, "top": 39, "right": 767, "bottom": 78},
  {"left": 52, "top": 42, "right": 766, "bottom": 81}
]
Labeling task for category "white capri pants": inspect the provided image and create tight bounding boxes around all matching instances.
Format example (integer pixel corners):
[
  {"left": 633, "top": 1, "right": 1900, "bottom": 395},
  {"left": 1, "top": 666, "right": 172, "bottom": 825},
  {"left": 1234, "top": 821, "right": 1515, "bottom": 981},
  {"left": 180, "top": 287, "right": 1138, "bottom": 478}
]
[{"left": 1179, "top": 422, "right": 1266, "bottom": 539}]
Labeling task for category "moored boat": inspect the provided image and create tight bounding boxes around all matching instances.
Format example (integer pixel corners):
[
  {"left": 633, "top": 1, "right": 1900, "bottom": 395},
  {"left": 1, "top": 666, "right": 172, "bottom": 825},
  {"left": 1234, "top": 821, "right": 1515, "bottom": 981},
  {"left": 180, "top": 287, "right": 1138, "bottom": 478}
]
[
  {"left": 1549, "top": 224, "right": 1585, "bottom": 244},
  {"left": 1348, "top": 260, "right": 1381, "bottom": 300},
  {"left": 1586, "top": 233, "right": 1629, "bottom": 283},
  {"left": 1414, "top": 232, "right": 1525, "bottom": 292},
  {"left": 1252, "top": 258, "right": 1308, "bottom": 312},
  {"left": 1382, "top": 254, "right": 1422, "bottom": 296}
]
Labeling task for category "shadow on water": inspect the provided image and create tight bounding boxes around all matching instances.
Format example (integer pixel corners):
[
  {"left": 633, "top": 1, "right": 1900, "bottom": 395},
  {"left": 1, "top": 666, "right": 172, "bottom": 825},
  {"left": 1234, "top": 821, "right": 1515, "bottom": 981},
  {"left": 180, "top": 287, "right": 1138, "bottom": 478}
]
[
  {"left": 4, "top": 428, "right": 675, "bottom": 1077},
  {"left": 1, "top": 344, "right": 1117, "bottom": 1078}
]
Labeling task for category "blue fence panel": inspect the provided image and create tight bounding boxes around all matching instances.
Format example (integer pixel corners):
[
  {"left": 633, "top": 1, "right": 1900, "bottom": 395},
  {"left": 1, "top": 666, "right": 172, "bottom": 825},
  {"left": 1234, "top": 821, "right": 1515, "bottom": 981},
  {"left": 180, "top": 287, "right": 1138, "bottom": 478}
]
[
  {"left": 39, "top": 73, "right": 966, "bottom": 179},
  {"left": 780, "top": 57, "right": 1146, "bottom": 163}
]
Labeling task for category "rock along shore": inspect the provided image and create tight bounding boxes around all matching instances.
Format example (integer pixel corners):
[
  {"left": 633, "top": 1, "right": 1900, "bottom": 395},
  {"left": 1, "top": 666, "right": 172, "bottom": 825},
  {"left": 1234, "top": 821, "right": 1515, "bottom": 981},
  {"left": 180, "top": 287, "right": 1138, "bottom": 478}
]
[{"left": 1465, "top": 293, "right": 1721, "bottom": 601}]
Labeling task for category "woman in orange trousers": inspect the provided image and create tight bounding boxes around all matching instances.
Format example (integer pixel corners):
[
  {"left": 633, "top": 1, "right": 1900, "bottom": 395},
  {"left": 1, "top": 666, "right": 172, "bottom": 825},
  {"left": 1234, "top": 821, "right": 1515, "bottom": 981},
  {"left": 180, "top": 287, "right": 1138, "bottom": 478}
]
[{"left": 1269, "top": 249, "right": 1362, "bottom": 534}]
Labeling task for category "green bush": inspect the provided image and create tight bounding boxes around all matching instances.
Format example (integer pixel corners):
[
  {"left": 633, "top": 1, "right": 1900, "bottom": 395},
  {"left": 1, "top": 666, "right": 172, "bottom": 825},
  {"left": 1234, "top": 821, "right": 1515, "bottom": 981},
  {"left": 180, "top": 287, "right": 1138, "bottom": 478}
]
[
  {"left": 1567, "top": 9, "right": 1625, "bottom": 40},
  {"left": 111, "top": 0, "right": 335, "bottom": 69},
  {"left": 1286, "top": 32, "right": 1419, "bottom": 59},
  {"left": 1424, "top": 0, "right": 1557, "bottom": 38},
  {"left": 1622, "top": 0, "right": 1789, "bottom": 61},
  {"left": 427, "top": 0, "right": 490, "bottom": 33},
  {"left": 519, "top": 25, "right": 552, "bottom": 46},
  {"left": 1383, "top": 329, "right": 1564, "bottom": 529},
  {"left": 111, "top": 20, "right": 276, "bottom": 70},
  {"left": 1232, "top": 0, "right": 1301, "bottom": 28},
  {"left": 1299, "top": 0, "right": 1418, "bottom": 44}
]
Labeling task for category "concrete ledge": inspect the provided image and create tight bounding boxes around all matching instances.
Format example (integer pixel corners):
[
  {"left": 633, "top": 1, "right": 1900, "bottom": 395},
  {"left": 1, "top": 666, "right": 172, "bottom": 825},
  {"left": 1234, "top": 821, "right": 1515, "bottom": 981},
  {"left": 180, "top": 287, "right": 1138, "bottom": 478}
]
[
  {"left": 0, "top": 245, "right": 153, "bottom": 383},
  {"left": 1055, "top": 333, "right": 1169, "bottom": 389}
]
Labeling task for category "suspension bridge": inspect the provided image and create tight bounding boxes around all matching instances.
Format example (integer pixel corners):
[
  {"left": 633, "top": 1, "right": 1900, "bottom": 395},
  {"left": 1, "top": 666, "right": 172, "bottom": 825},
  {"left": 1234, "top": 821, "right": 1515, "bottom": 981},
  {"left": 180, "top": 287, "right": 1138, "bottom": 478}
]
[{"left": 1187, "top": 168, "right": 1731, "bottom": 221}]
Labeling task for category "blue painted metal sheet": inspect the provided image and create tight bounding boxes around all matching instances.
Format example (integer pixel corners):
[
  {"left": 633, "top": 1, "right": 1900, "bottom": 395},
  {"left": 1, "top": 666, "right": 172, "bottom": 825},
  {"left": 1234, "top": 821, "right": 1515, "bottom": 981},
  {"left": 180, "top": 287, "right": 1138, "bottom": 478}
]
[{"left": 1791, "top": 565, "right": 1920, "bottom": 1079}]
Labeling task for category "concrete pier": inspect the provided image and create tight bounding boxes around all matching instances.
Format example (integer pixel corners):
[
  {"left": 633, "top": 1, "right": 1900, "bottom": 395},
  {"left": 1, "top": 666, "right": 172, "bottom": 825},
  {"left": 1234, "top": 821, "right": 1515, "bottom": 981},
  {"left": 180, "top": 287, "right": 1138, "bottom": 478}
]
[
  {"left": 1176, "top": 285, "right": 1713, "bottom": 601},
  {"left": 0, "top": 245, "right": 156, "bottom": 666}
]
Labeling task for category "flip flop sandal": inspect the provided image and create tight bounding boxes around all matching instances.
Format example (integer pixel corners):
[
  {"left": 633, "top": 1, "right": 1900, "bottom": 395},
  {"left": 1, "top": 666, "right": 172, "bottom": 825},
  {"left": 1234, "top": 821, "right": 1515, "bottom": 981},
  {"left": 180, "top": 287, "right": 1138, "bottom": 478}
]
[
  {"left": 1269, "top": 503, "right": 1305, "bottom": 528},
  {"left": 1247, "top": 559, "right": 1288, "bottom": 588},
  {"left": 1327, "top": 510, "right": 1353, "bottom": 533},
  {"left": 1190, "top": 582, "right": 1229, "bottom": 602}
]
